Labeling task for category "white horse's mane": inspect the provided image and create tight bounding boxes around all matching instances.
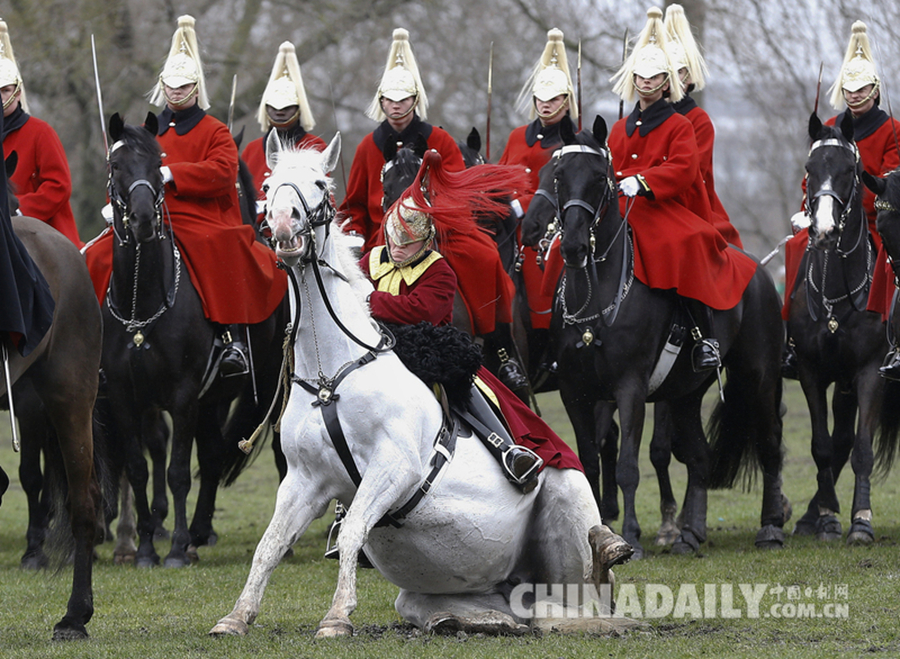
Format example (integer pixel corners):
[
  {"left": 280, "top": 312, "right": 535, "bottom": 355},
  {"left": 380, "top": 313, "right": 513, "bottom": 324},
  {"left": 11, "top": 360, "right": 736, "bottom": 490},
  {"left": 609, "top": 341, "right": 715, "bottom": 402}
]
[{"left": 267, "top": 143, "right": 375, "bottom": 317}]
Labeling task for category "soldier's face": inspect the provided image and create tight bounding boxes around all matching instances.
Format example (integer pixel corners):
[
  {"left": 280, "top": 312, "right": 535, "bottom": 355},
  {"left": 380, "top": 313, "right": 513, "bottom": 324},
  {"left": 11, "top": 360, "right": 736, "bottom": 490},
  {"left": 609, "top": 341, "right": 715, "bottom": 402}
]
[
  {"left": 535, "top": 95, "right": 569, "bottom": 125},
  {"left": 1, "top": 84, "right": 21, "bottom": 117},
  {"left": 387, "top": 233, "right": 425, "bottom": 264},
  {"left": 843, "top": 84, "right": 877, "bottom": 116},
  {"left": 164, "top": 83, "right": 198, "bottom": 110},
  {"left": 267, "top": 104, "right": 299, "bottom": 127},
  {"left": 381, "top": 96, "right": 416, "bottom": 120}
]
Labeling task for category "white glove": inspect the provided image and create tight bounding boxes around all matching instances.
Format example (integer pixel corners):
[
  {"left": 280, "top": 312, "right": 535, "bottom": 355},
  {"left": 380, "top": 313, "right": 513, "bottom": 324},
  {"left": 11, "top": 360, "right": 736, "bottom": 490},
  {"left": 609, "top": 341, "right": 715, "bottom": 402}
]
[
  {"left": 101, "top": 202, "right": 113, "bottom": 226},
  {"left": 510, "top": 198, "right": 525, "bottom": 219},
  {"left": 255, "top": 200, "right": 267, "bottom": 215},
  {"left": 160, "top": 166, "right": 173, "bottom": 184},
  {"left": 790, "top": 210, "right": 810, "bottom": 232},
  {"left": 619, "top": 176, "right": 640, "bottom": 198}
]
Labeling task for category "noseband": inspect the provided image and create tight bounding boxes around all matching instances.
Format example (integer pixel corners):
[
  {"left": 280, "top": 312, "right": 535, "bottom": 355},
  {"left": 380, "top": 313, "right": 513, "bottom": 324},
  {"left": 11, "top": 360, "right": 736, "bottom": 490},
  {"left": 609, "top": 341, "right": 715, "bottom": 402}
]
[{"left": 263, "top": 179, "right": 335, "bottom": 261}]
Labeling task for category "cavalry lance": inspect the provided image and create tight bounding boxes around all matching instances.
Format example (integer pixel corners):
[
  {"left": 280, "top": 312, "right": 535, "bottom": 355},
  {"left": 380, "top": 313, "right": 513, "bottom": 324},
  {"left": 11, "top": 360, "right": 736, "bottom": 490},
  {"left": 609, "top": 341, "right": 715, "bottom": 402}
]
[
  {"left": 486, "top": 42, "right": 493, "bottom": 161},
  {"left": 577, "top": 40, "right": 582, "bottom": 132}
]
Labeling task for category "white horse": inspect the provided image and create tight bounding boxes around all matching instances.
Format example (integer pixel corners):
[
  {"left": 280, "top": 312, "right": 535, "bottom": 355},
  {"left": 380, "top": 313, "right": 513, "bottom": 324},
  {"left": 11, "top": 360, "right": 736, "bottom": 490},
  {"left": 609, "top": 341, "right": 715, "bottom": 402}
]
[{"left": 209, "top": 132, "right": 634, "bottom": 638}]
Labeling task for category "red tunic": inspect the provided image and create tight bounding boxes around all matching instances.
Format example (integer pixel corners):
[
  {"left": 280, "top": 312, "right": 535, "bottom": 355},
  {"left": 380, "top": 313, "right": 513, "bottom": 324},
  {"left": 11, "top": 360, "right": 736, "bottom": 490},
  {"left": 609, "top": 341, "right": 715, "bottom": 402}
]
[
  {"left": 242, "top": 129, "right": 327, "bottom": 200},
  {"left": 680, "top": 103, "right": 743, "bottom": 248},
  {"left": 783, "top": 110, "right": 900, "bottom": 320},
  {"left": 360, "top": 246, "right": 582, "bottom": 472},
  {"left": 4, "top": 114, "right": 82, "bottom": 247},
  {"left": 608, "top": 105, "right": 756, "bottom": 310},
  {"left": 497, "top": 121, "right": 564, "bottom": 329},
  {"left": 84, "top": 111, "right": 287, "bottom": 324},
  {"left": 339, "top": 118, "right": 464, "bottom": 254}
]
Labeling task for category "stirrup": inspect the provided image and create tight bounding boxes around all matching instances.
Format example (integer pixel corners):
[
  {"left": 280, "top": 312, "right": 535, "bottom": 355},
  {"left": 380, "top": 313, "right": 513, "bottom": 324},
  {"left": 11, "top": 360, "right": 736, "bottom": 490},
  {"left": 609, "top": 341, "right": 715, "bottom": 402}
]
[
  {"left": 691, "top": 337, "right": 721, "bottom": 372},
  {"left": 323, "top": 504, "right": 375, "bottom": 568},
  {"left": 497, "top": 349, "right": 529, "bottom": 392},
  {"left": 502, "top": 445, "right": 543, "bottom": 493},
  {"left": 218, "top": 329, "right": 250, "bottom": 377},
  {"left": 879, "top": 350, "right": 900, "bottom": 381}
]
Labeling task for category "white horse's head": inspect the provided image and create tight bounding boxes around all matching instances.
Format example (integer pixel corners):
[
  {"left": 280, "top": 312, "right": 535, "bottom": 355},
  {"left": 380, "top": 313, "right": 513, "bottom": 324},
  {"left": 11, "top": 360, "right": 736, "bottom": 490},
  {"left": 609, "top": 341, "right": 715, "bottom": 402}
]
[{"left": 263, "top": 131, "right": 341, "bottom": 266}]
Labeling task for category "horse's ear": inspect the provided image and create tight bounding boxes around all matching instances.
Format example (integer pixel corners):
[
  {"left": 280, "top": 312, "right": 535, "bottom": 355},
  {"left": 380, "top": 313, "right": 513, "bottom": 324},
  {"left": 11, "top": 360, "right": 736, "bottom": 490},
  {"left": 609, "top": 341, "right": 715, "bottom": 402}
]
[
  {"left": 144, "top": 112, "right": 158, "bottom": 137},
  {"left": 265, "top": 129, "right": 283, "bottom": 171},
  {"left": 839, "top": 111, "right": 855, "bottom": 143},
  {"left": 862, "top": 170, "right": 887, "bottom": 197},
  {"left": 466, "top": 127, "right": 481, "bottom": 153},
  {"left": 233, "top": 126, "right": 245, "bottom": 150},
  {"left": 412, "top": 133, "right": 428, "bottom": 158},
  {"left": 322, "top": 132, "right": 342, "bottom": 175},
  {"left": 382, "top": 138, "right": 398, "bottom": 163},
  {"left": 109, "top": 112, "right": 125, "bottom": 143},
  {"left": 560, "top": 116, "right": 576, "bottom": 144},
  {"left": 5, "top": 150, "right": 18, "bottom": 179},
  {"left": 808, "top": 112, "right": 822, "bottom": 140},
  {"left": 592, "top": 115, "right": 608, "bottom": 144}
]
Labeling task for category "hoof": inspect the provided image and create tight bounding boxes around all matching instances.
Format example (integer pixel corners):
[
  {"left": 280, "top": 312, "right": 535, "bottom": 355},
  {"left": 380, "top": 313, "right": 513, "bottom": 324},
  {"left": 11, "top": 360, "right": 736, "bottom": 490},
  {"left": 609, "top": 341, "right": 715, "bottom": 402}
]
[
  {"left": 847, "top": 518, "right": 874, "bottom": 546},
  {"left": 424, "top": 610, "right": 527, "bottom": 636},
  {"left": 20, "top": 552, "right": 49, "bottom": 570},
  {"left": 52, "top": 623, "right": 89, "bottom": 641},
  {"left": 589, "top": 525, "right": 635, "bottom": 570},
  {"left": 654, "top": 525, "right": 680, "bottom": 547},
  {"left": 209, "top": 615, "right": 250, "bottom": 636},
  {"left": 114, "top": 552, "right": 136, "bottom": 566},
  {"left": 163, "top": 554, "right": 192, "bottom": 568},
  {"left": 186, "top": 545, "right": 201, "bottom": 564},
  {"left": 135, "top": 554, "right": 160, "bottom": 568},
  {"left": 793, "top": 515, "right": 817, "bottom": 536},
  {"left": 815, "top": 515, "right": 842, "bottom": 542},
  {"left": 755, "top": 524, "right": 785, "bottom": 549},
  {"left": 315, "top": 619, "right": 354, "bottom": 638},
  {"left": 671, "top": 529, "right": 701, "bottom": 555}
]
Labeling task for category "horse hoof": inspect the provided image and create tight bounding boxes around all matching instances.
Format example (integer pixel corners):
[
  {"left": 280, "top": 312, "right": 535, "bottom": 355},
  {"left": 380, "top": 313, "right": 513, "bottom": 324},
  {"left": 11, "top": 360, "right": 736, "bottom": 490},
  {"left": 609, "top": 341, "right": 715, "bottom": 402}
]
[
  {"left": 186, "top": 545, "right": 201, "bottom": 563},
  {"left": 424, "top": 610, "right": 527, "bottom": 636},
  {"left": 792, "top": 512, "right": 817, "bottom": 536},
  {"left": 588, "top": 525, "right": 634, "bottom": 570},
  {"left": 209, "top": 616, "right": 250, "bottom": 637},
  {"left": 815, "top": 515, "right": 842, "bottom": 542},
  {"left": 315, "top": 619, "right": 354, "bottom": 638},
  {"left": 654, "top": 527, "right": 680, "bottom": 547},
  {"left": 135, "top": 555, "right": 160, "bottom": 569},
  {"left": 163, "top": 554, "right": 191, "bottom": 568},
  {"left": 52, "top": 623, "right": 89, "bottom": 641},
  {"left": 114, "top": 552, "right": 136, "bottom": 566},
  {"left": 755, "top": 524, "right": 785, "bottom": 549},
  {"left": 847, "top": 518, "right": 874, "bottom": 546},
  {"left": 20, "top": 552, "right": 49, "bottom": 570},
  {"left": 671, "top": 529, "right": 702, "bottom": 555}
]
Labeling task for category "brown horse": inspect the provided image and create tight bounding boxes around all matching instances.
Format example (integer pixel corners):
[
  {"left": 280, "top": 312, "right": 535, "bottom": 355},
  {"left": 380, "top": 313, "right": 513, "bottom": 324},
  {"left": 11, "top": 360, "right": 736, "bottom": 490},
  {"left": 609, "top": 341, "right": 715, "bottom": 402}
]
[{"left": 0, "top": 215, "right": 103, "bottom": 640}]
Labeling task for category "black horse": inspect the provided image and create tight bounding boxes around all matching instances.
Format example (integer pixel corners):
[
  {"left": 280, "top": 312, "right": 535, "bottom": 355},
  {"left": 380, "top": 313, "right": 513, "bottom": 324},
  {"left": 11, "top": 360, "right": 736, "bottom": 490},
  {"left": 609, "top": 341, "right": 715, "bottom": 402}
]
[
  {"left": 525, "top": 115, "right": 787, "bottom": 558},
  {"left": 99, "top": 113, "right": 287, "bottom": 567},
  {"left": 0, "top": 214, "right": 103, "bottom": 639},
  {"left": 788, "top": 113, "right": 900, "bottom": 544}
]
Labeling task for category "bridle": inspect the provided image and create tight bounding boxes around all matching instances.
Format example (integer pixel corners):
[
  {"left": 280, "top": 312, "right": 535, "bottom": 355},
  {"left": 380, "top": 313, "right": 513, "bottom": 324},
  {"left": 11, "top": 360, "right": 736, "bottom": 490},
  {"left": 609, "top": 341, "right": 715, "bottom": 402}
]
[
  {"left": 807, "top": 137, "right": 865, "bottom": 258},
  {"left": 552, "top": 143, "right": 632, "bottom": 328},
  {"left": 107, "top": 141, "right": 167, "bottom": 247}
]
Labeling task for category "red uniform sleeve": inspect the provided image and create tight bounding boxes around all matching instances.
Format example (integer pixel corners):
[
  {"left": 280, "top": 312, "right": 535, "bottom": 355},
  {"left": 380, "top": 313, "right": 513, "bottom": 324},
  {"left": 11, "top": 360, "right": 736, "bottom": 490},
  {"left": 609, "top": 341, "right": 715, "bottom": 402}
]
[
  {"left": 15, "top": 124, "right": 73, "bottom": 221},
  {"left": 167, "top": 122, "right": 239, "bottom": 199}
]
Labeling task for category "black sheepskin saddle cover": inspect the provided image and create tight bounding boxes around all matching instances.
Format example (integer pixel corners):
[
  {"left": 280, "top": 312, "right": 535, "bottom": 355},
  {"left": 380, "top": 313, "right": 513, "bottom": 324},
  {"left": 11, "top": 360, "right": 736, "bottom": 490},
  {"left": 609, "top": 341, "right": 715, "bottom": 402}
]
[{"left": 383, "top": 322, "right": 483, "bottom": 406}]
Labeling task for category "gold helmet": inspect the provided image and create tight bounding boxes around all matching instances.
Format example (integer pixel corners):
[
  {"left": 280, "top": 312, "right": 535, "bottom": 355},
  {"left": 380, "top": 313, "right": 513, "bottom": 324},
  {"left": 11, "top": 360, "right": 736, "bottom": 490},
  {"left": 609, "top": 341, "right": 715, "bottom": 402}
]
[
  {"left": 366, "top": 28, "right": 428, "bottom": 122},
  {"left": 664, "top": 3, "right": 709, "bottom": 91},
  {"left": 0, "top": 20, "right": 28, "bottom": 113},
  {"left": 829, "top": 21, "right": 879, "bottom": 111},
  {"left": 611, "top": 7, "right": 683, "bottom": 104},
  {"left": 517, "top": 28, "right": 578, "bottom": 121},
  {"left": 384, "top": 196, "right": 435, "bottom": 251},
  {"left": 150, "top": 15, "right": 210, "bottom": 110},
  {"left": 258, "top": 41, "right": 315, "bottom": 133}
]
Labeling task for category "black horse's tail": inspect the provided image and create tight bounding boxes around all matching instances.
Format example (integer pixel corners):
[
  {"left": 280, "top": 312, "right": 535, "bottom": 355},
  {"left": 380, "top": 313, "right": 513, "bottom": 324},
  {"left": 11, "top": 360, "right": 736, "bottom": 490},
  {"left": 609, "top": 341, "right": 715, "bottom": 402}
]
[
  {"left": 707, "top": 372, "right": 783, "bottom": 490},
  {"left": 874, "top": 379, "right": 900, "bottom": 477}
]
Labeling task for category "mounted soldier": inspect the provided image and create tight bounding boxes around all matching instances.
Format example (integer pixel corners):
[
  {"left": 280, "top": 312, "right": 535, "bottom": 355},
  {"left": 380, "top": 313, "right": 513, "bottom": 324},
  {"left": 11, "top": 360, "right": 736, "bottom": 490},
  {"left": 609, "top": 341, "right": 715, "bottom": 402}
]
[
  {"left": 607, "top": 6, "right": 757, "bottom": 372},
  {"left": 242, "top": 41, "right": 326, "bottom": 204},
  {"left": 83, "top": 15, "right": 287, "bottom": 377},
  {"left": 339, "top": 27, "right": 465, "bottom": 254},
  {"left": 498, "top": 28, "right": 578, "bottom": 364},
  {"left": 664, "top": 4, "right": 742, "bottom": 248},
  {"left": 782, "top": 21, "right": 900, "bottom": 379},
  {"left": 0, "top": 20, "right": 81, "bottom": 247}
]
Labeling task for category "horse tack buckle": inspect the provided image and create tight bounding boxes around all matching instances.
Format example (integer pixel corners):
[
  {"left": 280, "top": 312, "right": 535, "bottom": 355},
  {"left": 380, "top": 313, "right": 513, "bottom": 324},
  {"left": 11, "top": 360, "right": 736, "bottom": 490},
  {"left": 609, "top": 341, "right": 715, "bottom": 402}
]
[{"left": 317, "top": 385, "right": 337, "bottom": 405}]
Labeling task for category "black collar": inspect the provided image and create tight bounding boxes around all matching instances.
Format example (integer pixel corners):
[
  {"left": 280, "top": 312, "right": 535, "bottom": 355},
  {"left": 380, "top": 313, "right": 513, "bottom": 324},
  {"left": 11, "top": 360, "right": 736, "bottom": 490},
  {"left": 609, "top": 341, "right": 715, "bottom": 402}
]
[
  {"left": 625, "top": 99, "right": 676, "bottom": 137},
  {"left": 268, "top": 123, "right": 308, "bottom": 146},
  {"left": 836, "top": 105, "right": 890, "bottom": 142},
  {"left": 525, "top": 115, "right": 577, "bottom": 148},
  {"left": 1, "top": 104, "right": 29, "bottom": 139},
  {"left": 372, "top": 114, "right": 434, "bottom": 152},
  {"left": 158, "top": 104, "right": 206, "bottom": 136},
  {"left": 672, "top": 95, "right": 698, "bottom": 116}
]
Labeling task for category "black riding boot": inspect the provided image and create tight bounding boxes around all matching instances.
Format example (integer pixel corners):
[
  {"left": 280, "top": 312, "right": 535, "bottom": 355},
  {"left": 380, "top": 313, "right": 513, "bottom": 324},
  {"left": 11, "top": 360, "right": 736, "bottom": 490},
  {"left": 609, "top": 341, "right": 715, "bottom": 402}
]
[
  {"left": 880, "top": 348, "right": 900, "bottom": 381},
  {"left": 687, "top": 300, "right": 721, "bottom": 372},
  {"left": 219, "top": 325, "right": 249, "bottom": 377},
  {"left": 482, "top": 324, "right": 530, "bottom": 401},
  {"left": 458, "top": 384, "right": 543, "bottom": 493},
  {"left": 782, "top": 323, "right": 799, "bottom": 380}
]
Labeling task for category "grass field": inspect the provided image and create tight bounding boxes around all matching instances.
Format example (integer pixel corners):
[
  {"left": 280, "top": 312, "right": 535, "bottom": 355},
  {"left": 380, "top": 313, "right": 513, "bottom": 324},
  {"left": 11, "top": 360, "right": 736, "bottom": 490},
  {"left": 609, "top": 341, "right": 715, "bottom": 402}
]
[{"left": 1, "top": 380, "right": 899, "bottom": 658}]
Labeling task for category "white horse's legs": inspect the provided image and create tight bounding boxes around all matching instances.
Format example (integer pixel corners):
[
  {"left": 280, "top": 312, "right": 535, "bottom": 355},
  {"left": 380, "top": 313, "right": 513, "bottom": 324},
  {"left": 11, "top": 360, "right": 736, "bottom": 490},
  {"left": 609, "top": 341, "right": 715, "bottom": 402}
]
[
  {"left": 316, "top": 466, "right": 420, "bottom": 638},
  {"left": 209, "top": 474, "right": 330, "bottom": 636}
]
